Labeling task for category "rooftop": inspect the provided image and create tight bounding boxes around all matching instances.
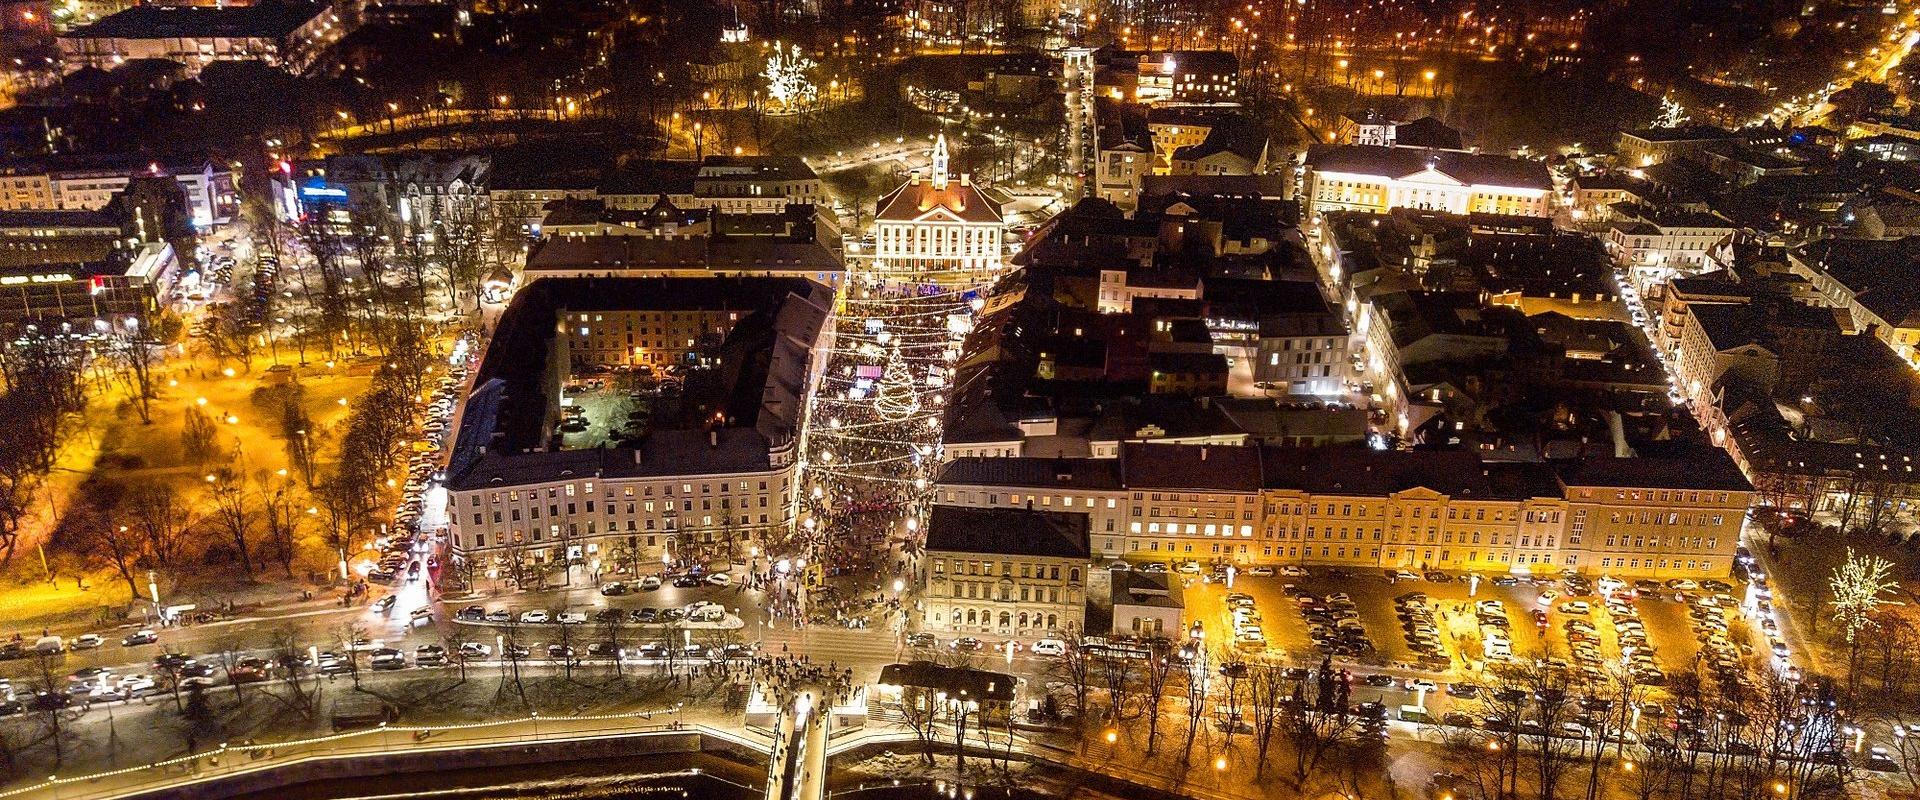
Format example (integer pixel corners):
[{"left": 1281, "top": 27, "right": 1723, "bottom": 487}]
[
  {"left": 1111, "top": 570, "right": 1185, "bottom": 609},
  {"left": 63, "top": 2, "right": 326, "bottom": 39},
  {"left": 936, "top": 457, "right": 1124, "bottom": 491},
  {"left": 877, "top": 662, "right": 1017, "bottom": 702},
  {"left": 525, "top": 234, "right": 842, "bottom": 274},
  {"left": 925, "top": 505, "right": 1090, "bottom": 560},
  {"left": 446, "top": 277, "right": 828, "bottom": 486},
  {"left": 1555, "top": 450, "right": 1752, "bottom": 492},
  {"left": 1620, "top": 125, "right": 1736, "bottom": 144},
  {"left": 875, "top": 175, "right": 1006, "bottom": 225},
  {"left": 1305, "top": 144, "right": 1550, "bottom": 190}
]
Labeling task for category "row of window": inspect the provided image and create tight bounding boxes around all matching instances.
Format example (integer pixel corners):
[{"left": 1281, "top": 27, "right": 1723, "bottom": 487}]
[
  {"left": 477, "top": 479, "right": 781, "bottom": 504},
  {"left": 941, "top": 581, "right": 1075, "bottom": 604}
]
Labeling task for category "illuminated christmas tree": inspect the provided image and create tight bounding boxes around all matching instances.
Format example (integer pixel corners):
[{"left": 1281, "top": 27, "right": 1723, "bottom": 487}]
[{"left": 873, "top": 344, "right": 921, "bottom": 421}]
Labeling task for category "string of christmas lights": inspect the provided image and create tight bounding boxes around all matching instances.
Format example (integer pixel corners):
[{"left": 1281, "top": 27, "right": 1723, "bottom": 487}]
[{"left": 795, "top": 267, "right": 991, "bottom": 563}]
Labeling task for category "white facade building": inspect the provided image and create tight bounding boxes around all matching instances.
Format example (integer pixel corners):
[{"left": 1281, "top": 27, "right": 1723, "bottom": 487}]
[
  {"left": 872, "top": 135, "right": 1005, "bottom": 280},
  {"left": 1301, "top": 145, "right": 1552, "bottom": 220}
]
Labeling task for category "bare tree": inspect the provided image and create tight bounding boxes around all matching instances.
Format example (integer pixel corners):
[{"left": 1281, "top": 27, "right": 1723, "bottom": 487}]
[
  {"left": 260, "top": 474, "right": 303, "bottom": 577},
  {"left": 104, "top": 318, "right": 163, "bottom": 423},
  {"left": 68, "top": 490, "right": 144, "bottom": 600},
  {"left": 263, "top": 624, "right": 321, "bottom": 721},
  {"left": 443, "top": 628, "right": 477, "bottom": 683},
  {"left": 899, "top": 680, "right": 941, "bottom": 765},
  {"left": 1183, "top": 644, "right": 1211, "bottom": 757},
  {"left": 125, "top": 481, "right": 194, "bottom": 574},
  {"left": 1283, "top": 659, "right": 1358, "bottom": 784},
  {"left": 1246, "top": 660, "right": 1289, "bottom": 776},
  {"left": 335, "top": 622, "right": 367, "bottom": 689},
  {"left": 1139, "top": 638, "right": 1178, "bottom": 755},
  {"left": 212, "top": 634, "right": 250, "bottom": 702},
  {"left": 499, "top": 615, "right": 529, "bottom": 705},
  {"left": 180, "top": 406, "right": 221, "bottom": 465},
  {"left": 206, "top": 468, "right": 257, "bottom": 578}
]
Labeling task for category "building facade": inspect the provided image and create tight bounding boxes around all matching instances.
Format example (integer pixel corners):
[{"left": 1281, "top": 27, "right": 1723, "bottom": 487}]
[
  {"left": 934, "top": 444, "right": 1752, "bottom": 578},
  {"left": 872, "top": 135, "right": 1005, "bottom": 280},
  {"left": 923, "top": 505, "right": 1089, "bottom": 638},
  {"left": 1301, "top": 145, "right": 1553, "bottom": 219},
  {"left": 58, "top": 2, "right": 346, "bottom": 74}
]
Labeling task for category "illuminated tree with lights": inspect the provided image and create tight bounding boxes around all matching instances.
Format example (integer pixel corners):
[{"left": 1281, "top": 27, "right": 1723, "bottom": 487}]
[
  {"left": 873, "top": 344, "right": 921, "bottom": 421},
  {"left": 1830, "top": 548, "right": 1896, "bottom": 644},
  {"left": 764, "top": 43, "right": 818, "bottom": 111},
  {"left": 1655, "top": 95, "right": 1689, "bottom": 128}
]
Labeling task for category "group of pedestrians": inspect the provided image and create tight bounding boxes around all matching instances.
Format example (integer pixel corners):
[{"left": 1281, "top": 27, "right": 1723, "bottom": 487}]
[{"left": 749, "top": 653, "right": 859, "bottom": 709}]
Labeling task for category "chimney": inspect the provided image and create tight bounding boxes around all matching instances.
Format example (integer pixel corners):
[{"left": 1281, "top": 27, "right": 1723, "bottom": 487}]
[
  {"left": 634, "top": 449, "right": 643, "bottom": 465},
  {"left": 709, "top": 430, "right": 719, "bottom": 448},
  {"left": 1200, "top": 447, "right": 1209, "bottom": 461}
]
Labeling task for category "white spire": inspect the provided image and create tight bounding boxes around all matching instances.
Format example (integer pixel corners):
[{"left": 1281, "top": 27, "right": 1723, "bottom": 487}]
[{"left": 931, "top": 133, "right": 950, "bottom": 190}]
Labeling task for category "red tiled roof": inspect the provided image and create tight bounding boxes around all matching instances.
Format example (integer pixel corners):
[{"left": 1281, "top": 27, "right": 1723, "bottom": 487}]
[{"left": 875, "top": 176, "right": 1005, "bottom": 224}]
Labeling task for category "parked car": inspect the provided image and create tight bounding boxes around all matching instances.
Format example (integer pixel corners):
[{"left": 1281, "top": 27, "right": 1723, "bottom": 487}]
[
  {"left": 121, "top": 630, "right": 158, "bottom": 647},
  {"left": 706, "top": 573, "right": 732, "bottom": 587},
  {"left": 639, "top": 576, "right": 662, "bottom": 591},
  {"left": 1031, "top": 639, "right": 1066, "bottom": 656},
  {"left": 115, "top": 674, "right": 158, "bottom": 697},
  {"left": 600, "top": 582, "right": 629, "bottom": 596},
  {"left": 907, "top": 632, "right": 937, "bottom": 648},
  {"left": 69, "top": 634, "right": 104, "bottom": 650},
  {"left": 556, "top": 610, "right": 588, "bottom": 625},
  {"left": 519, "top": 610, "right": 551, "bottom": 624}
]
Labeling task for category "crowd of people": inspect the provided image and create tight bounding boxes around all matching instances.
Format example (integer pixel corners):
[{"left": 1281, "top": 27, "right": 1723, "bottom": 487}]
[
  {"left": 781, "top": 274, "right": 979, "bottom": 639},
  {"left": 750, "top": 653, "right": 862, "bottom": 711}
]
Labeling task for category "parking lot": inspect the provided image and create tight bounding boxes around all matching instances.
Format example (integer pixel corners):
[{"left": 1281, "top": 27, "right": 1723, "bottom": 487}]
[{"left": 1180, "top": 567, "right": 1770, "bottom": 689}]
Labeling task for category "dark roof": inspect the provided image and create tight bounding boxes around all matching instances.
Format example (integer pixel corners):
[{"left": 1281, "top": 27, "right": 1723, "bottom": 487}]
[
  {"left": 925, "top": 505, "right": 1090, "bottom": 559},
  {"left": 1555, "top": 451, "right": 1752, "bottom": 492},
  {"left": 1793, "top": 237, "right": 1920, "bottom": 326},
  {"left": 935, "top": 443, "right": 1750, "bottom": 498},
  {"left": 599, "top": 159, "right": 701, "bottom": 195},
  {"left": 446, "top": 428, "right": 776, "bottom": 491},
  {"left": 877, "top": 662, "right": 1017, "bottom": 702},
  {"left": 0, "top": 209, "right": 118, "bottom": 230},
  {"left": 1305, "top": 144, "right": 1550, "bottom": 190},
  {"left": 1172, "top": 120, "right": 1266, "bottom": 164},
  {"left": 1258, "top": 447, "right": 1545, "bottom": 499},
  {"left": 1120, "top": 443, "right": 1262, "bottom": 492},
  {"left": 936, "top": 457, "right": 1124, "bottom": 490},
  {"left": 695, "top": 155, "right": 817, "bottom": 184},
  {"left": 449, "top": 276, "right": 826, "bottom": 464},
  {"left": 1620, "top": 125, "right": 1736, "bottom": 144},
  {"left": 1392, "top": 117, "right": 1463, "bottom": 151},
  {"left": 64, "top": 2, "right": 324, "bottom": 39},
  {"left": 1148, "top": 351, "right": 1228, "bottom": 374},
  {"left": 1112, "top": 570, "right": 1184, "bottom": 609},
  {"left": 524, "top": 236, "right": 842, "bottom": 274},
  {"left": 1139, "top": 174, "right": 1287, "bottom": 200}
]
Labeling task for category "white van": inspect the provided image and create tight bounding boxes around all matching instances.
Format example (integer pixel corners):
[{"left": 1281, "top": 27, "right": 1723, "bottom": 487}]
[
  {"left": 1031, "top": 639, "right": 1067, "bottom": 656},
  {"left": 33, "top": 636, "right": 62, "bottom": 656}
]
